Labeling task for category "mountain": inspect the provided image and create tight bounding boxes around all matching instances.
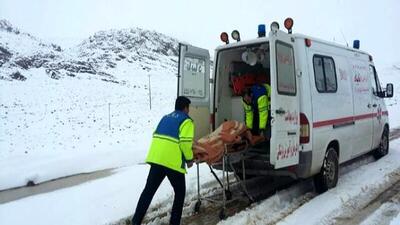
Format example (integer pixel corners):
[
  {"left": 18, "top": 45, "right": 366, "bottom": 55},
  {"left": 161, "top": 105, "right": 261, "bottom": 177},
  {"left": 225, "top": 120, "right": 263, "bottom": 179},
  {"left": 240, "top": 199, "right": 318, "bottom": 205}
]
[
  {"left": 0, "top": 20, "right": 181, "bottom": 160},
  {"left": 0, "top": 19, "right": 179, "bottom": 83}
]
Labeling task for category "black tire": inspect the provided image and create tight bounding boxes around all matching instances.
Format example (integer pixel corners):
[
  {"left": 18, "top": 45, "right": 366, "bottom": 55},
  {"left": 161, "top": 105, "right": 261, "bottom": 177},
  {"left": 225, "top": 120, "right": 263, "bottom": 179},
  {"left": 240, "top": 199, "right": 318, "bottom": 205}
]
[
  {"left": 314, "top": 148, "right": 339, "bottom": 194},
  {"left": 219, "top": 209, "right": 226, "bottom": 220},
  {"left": 373, "top": 128, "right": 389, "bottom": 160},
  {"left": 194, "top": 200, "right": 201, "bottom": 213},
  {"left": 225, "top": 190, "right": 232, "bottom": 201}
]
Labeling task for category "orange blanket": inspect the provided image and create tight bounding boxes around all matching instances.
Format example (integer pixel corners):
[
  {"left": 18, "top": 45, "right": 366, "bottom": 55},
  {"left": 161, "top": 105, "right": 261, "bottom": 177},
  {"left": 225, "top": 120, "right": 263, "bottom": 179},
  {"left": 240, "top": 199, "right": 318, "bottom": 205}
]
[{"left": 193, "top": 121, "right": 263, "bottom": 164}]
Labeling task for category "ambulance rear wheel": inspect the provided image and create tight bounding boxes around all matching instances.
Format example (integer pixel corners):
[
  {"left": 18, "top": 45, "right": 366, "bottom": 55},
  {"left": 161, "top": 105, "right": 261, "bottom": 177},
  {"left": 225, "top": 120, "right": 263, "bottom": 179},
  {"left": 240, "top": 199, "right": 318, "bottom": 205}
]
[
  {"left": 194, "top": 200, "right": 201, "bottom": 213},
  {"left": 314, "top": 147, "right": 339, "bottom": 194},
  {"left": 373, "top": 127, "right": 389, "bottom": 160},
  {"left": 219, "top": 209, "right": 226, "bottom": 220}
]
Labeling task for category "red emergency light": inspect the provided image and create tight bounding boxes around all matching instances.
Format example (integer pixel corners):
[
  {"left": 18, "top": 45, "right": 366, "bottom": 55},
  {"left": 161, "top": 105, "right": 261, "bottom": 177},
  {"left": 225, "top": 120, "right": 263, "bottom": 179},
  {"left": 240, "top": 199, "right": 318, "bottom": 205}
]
[
  {"left": 284, "top": 18, "right": 294, "bottom": 34},
  {"left": 220, "top": 32, "right": 229, "bottom": 44}
]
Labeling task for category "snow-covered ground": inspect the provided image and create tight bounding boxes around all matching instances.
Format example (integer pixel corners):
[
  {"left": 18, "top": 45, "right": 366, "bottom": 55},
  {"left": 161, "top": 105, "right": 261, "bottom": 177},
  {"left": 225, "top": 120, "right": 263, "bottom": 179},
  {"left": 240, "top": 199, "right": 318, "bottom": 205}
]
[
  {"left": 0, "top": 160, "right": 219, "bottom": 225},
  {"left": 217, "top": 140, "right": 400, "bottom": 225},
  {"left": 1, "top": 140, "right": 400, "bottom": 225},
  {"left": 0, "top": 62, "right": 177, "bottom": 190}
]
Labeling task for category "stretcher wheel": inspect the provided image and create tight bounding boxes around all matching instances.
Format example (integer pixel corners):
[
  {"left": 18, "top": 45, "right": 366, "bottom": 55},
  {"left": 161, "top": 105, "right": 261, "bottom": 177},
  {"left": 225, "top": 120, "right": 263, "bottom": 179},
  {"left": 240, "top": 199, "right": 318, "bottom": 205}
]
[
  {"left": 194, "top": 200, "right": 201, "bottom": 213},
  {"left": 219, "top": 209, "right": 226, "bottom": 220},
  {"left": 225, "top": 190, "right": 232, "bottom": 200}
]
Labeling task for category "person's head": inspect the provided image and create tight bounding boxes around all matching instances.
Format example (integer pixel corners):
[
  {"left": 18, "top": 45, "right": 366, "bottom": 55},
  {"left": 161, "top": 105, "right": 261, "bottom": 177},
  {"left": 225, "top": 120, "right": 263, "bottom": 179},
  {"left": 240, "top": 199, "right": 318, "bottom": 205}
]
[
  {"left": 175, "top": 96, "right": 191, "bottom": 114},
  {"left": 242, "top": 88, "right": 252, "bottom": 104}
]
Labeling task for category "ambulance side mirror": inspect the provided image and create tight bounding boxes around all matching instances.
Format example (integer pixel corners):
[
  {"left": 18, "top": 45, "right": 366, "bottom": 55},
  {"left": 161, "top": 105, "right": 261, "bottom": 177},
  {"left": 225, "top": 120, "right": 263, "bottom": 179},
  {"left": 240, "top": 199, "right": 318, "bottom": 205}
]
[{"left": 385, "top": 83, "right": 394, "bottom": 98}]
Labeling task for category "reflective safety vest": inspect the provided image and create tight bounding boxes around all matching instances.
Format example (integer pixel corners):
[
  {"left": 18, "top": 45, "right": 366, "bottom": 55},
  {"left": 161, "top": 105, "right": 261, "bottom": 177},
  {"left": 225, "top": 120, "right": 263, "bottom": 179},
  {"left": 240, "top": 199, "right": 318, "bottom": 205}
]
[
  {"left": 146, "top": 110, "right": 194, "bottom": 174},
  {"left": 243, "top": 84, "right": 271, "bottom": 130}
]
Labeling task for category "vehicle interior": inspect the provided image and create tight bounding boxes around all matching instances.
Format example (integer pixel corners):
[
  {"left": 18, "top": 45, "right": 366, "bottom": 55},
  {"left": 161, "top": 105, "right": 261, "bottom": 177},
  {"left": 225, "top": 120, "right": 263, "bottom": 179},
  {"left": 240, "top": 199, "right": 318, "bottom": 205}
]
[{"left": 214, "top": 43, "right": 274, "bottom": 173}]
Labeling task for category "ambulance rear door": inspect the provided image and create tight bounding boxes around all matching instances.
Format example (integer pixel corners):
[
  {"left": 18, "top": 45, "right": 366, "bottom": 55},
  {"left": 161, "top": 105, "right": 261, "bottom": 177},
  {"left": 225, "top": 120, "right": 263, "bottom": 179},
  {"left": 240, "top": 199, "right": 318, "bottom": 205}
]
[
  {"left": 269, "top": 30, "right": 300, "bottom": 169},
  {"left": 178, "top": 43, "right": 211, "bottom": 140}
]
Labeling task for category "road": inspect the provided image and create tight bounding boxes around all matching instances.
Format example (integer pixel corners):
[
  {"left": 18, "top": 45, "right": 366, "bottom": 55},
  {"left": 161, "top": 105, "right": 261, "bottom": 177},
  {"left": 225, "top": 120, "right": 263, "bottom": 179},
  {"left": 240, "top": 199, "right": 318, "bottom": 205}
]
[{"left": 0, "top": 169, "right": 114, "bottom": 204}]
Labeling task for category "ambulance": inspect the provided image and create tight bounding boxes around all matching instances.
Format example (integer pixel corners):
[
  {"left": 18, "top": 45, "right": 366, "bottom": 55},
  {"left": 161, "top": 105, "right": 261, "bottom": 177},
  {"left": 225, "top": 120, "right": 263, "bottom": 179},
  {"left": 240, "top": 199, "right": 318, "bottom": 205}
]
[{"left": 177, "top": 18, "right": 394, "bottom": 193}]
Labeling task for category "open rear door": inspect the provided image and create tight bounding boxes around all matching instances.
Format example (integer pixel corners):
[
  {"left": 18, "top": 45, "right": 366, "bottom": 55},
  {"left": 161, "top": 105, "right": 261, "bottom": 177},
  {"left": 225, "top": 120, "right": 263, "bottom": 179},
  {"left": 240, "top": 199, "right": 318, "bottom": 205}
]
[
  {"left": 269, "top": 30, "right": 300, "bottom": 169},
  {"left": 178, "top": 43, "right": 211, "bottom": 140}
]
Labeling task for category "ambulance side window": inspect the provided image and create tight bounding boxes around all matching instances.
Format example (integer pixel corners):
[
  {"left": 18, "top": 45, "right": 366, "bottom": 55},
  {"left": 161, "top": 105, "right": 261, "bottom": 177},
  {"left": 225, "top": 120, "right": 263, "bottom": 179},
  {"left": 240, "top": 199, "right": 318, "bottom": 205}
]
[
  {"left": 369, "top": 65, "right": 382, "bottom": 95},
  {"left": 313, "top": 55, "right": 337, "bottom": 93}
]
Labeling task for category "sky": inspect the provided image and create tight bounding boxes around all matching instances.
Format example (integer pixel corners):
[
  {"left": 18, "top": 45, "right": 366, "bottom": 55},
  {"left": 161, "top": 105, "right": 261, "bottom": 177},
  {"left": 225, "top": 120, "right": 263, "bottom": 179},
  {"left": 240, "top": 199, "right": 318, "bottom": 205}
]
[{"left": 0, "top": 0, "right": 399, "bottom": 68}]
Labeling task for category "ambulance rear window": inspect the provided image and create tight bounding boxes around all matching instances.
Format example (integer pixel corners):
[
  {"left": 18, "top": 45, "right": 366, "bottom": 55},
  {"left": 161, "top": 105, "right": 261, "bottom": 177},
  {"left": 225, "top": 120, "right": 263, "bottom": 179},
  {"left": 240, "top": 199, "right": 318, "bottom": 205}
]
[{"left": 276, "top": 41, "right": 296, "bottom": 95}]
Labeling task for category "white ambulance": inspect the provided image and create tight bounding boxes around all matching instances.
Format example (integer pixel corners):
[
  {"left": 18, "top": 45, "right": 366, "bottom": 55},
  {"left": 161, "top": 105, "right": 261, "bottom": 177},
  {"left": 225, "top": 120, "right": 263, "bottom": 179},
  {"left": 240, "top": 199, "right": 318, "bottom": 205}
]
[{"left": 177, "top": 18, "right": 394, "bottom": 193}]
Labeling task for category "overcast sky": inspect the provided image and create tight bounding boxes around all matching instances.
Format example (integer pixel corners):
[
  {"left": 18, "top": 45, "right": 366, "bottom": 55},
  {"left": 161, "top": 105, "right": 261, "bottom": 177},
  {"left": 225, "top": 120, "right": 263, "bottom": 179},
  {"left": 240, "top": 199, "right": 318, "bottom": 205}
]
[{"left": 1, "top": 0, "right": 399, "bottom": 67}]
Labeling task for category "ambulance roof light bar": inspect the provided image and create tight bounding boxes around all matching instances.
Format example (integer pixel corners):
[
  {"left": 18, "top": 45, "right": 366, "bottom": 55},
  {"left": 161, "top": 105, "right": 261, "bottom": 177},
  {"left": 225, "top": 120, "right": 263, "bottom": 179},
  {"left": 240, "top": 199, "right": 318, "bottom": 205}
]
[
  {"left": 284, "top": 17, "right": 294, "bottom": 34},
  {"left": 220, "top": 32, "right": 229, "bottom": 44}
]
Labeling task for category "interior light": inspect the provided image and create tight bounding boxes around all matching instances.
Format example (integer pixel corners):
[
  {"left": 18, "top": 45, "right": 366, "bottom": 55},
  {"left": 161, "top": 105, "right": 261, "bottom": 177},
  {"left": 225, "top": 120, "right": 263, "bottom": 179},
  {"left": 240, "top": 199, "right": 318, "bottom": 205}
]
[
  {"left": 220, "top": 32, "right": 229, "bottom": 44},
  {"left": 270, "top": 22, "right": 280, "bottom": 32},
  {"left": 284, "top": 18, "right": 294, "bottom": 34},
  {"left": 231, "top": 30, "right": 241, "bottom": 42}
]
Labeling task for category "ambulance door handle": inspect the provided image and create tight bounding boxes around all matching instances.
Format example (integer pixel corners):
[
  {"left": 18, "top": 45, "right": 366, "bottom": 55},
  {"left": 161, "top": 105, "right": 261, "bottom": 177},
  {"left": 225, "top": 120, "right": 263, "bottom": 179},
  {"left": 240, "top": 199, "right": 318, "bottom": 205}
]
[
  {"left": 372, "top": 104, "right": 377, "bottom": 108},
  {"left": 367, "top": 104, "right": 372, "bottom": 108},
  {"left": 275, "top": 108, "right": 286, "bottom": 115}
]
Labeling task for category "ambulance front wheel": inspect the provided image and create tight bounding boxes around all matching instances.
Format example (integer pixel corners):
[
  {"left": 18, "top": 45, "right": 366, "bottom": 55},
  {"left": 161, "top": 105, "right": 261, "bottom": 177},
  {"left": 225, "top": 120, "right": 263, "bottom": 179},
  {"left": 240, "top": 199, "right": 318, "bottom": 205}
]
[
  {"left": 219, "top": 209, "right": 226, "bottom": 220},
  {"left": 314, "top": 147, "right": 339, "bottom": 194},
  {"left": 373, "top": 127, "right": 389, "bottom": 160}
]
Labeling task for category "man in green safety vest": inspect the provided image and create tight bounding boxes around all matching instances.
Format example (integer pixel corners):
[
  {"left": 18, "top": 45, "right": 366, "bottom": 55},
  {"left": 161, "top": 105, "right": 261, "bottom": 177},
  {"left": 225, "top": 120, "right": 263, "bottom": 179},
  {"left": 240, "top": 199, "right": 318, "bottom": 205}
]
[
  {"left": 242, "top": 83, "right": 271, "bottom": 137},
  {"left": 132, "top": 96, "right": 194, "bottom": 225}
]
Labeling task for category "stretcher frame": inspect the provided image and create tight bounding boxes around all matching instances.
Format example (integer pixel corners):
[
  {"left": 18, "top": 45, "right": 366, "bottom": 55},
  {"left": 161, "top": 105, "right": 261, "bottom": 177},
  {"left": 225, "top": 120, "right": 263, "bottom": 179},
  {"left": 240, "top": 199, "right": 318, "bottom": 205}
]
[{"left": 194, "top": 140, "right": 254, "bottom": 219}]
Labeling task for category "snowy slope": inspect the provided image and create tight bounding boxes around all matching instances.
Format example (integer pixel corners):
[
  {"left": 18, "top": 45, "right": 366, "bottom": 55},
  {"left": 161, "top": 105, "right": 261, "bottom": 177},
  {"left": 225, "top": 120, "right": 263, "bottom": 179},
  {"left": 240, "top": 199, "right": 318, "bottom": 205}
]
[{"left": 0, "top": 20, "right": 180, "bottom": 190}]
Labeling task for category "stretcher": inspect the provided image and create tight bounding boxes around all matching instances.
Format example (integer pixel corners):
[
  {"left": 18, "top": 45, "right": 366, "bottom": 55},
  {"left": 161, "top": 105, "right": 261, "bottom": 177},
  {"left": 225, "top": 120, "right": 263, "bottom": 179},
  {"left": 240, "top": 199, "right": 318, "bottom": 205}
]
[{"left": 192, "top": 121, "right": 262, "bottom": 219}]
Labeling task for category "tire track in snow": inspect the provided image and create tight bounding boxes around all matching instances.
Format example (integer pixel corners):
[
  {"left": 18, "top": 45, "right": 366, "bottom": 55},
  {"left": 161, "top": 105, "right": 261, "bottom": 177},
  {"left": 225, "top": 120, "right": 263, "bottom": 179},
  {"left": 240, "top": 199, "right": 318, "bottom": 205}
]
[{"left": 334, "top": 179, "right": 400, "bottom": 225}]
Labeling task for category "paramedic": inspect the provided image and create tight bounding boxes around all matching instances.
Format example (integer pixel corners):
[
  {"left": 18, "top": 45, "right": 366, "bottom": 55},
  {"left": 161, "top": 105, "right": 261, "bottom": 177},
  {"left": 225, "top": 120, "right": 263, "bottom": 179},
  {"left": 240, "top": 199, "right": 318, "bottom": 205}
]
[
  {"left": 242, "top": 83, "right": 271, "bottom": 136},
  {"left": 131, "top": 96, "right": 195, "bottom": 225}
]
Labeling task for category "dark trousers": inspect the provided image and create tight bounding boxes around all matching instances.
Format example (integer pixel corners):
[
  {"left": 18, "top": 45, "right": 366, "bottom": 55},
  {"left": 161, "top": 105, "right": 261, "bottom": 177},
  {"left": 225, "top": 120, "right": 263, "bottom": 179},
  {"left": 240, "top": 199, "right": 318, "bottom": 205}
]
[{"left": 132, "top": 164, "right": 186, "bottom": 225}]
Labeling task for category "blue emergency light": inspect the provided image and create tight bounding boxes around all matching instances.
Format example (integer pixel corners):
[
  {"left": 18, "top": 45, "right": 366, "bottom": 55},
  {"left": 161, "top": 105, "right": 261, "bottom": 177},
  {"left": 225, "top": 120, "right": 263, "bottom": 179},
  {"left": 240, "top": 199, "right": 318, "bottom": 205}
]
[
  {"left": 258, "top": 24, "right": 266, "bottom": 37},
  {"left": 353, "top": 40, "right": 360, "bottom": 49}
]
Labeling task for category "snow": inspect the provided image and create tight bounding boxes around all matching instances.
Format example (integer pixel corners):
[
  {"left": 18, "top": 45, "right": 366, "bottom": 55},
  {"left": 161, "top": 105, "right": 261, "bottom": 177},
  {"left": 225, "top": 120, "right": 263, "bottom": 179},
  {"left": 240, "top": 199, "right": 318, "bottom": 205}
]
[
  {"left": 0, "top": 62, "right": 177, "bottom": 190},
  {"left": 391, "top": 213, "right": 400, "bottom": 225},
  {"left": 0, "top": 163, "right": 218, "bottom": 225},
  {"left": 218, "top": 139, "right": 400, "bottom": 225},
  {"left": 360, "top": 202, "right": 400, "bottom": 225},
  {"left": 380, "top": 63, "right": 400, "bottom": 128},
  {"left": 1, "top": 140, "right": 400, "bottom": 225}
]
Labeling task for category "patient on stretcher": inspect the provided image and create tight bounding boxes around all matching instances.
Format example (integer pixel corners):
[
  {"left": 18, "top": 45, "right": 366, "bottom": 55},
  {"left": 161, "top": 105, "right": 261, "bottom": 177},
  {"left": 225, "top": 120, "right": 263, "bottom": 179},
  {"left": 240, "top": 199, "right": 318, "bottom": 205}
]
[{"left": 193, "top": 120, "right": 265, "bottom": 164}]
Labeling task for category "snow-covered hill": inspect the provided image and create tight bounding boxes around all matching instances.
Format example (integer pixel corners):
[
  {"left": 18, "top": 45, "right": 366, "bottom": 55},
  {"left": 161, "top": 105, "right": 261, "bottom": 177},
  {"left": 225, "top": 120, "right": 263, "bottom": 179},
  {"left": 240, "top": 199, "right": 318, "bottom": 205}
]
[
  {"left": 0, "top": 19, "right": 178, "bottom": 83},
  {"left": 0, "top": 20, "right": 180, "bottom": 189}
]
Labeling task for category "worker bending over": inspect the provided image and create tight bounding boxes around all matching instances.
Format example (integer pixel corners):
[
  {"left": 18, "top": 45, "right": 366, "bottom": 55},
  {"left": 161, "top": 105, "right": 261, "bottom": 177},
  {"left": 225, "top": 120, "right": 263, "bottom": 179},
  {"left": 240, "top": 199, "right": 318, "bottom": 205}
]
[{"left": 242, "top": 82, "right": 271, "bottom": 138}]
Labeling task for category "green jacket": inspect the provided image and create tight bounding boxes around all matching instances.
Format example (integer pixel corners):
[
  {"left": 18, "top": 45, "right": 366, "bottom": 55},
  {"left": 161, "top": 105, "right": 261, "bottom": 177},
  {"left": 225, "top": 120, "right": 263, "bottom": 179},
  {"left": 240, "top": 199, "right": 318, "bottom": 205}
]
[
  {"left": 146, "top": 110, "right": 194, "bottom": 174},
  {"left": 243, "top": 84, "right": 271, "bottom": 130}
]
